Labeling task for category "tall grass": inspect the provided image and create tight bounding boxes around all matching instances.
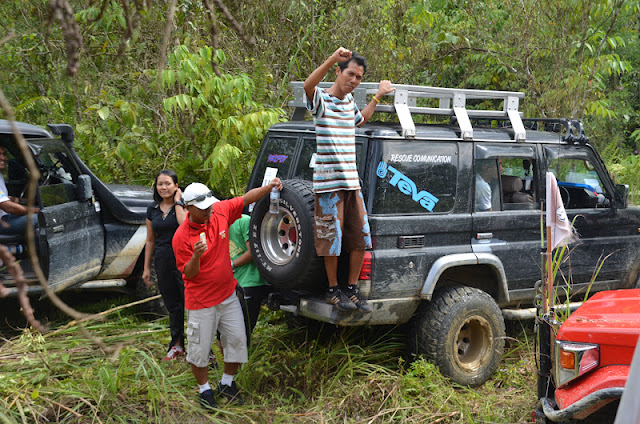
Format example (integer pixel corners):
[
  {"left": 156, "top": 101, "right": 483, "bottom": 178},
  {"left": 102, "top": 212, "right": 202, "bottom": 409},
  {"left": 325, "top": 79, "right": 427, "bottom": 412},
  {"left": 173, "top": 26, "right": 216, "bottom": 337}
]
[{"left": 0, "top": 300, "right": 537, "bottom": 423}]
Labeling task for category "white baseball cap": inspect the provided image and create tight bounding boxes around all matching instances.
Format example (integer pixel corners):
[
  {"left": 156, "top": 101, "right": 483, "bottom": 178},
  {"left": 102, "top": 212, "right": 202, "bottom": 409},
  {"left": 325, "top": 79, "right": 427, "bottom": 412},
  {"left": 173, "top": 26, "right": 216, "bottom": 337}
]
[{"left": 183, "top": 182, "right": 219, "bottom": 210}]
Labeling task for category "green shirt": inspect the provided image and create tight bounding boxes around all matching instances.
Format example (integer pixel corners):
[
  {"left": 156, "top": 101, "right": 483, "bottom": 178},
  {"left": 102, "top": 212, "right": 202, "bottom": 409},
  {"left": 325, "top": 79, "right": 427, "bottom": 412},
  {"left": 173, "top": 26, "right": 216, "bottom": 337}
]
[{"left": 229, "top": 214, "right": 267, "bottom": 288}]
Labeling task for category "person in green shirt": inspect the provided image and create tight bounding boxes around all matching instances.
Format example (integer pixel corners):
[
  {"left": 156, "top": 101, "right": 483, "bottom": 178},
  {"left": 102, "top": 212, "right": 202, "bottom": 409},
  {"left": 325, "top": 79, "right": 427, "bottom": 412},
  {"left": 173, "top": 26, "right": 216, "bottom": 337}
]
[{"left": 229, "top": 214, "right": 270, "bottom": 347}]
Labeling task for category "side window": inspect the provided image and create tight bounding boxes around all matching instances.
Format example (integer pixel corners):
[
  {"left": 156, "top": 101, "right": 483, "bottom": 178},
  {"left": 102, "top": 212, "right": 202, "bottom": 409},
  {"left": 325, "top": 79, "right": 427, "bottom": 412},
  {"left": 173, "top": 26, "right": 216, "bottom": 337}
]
[
  {"left": 500, "top": 158, "right": 538, "bottom": 210},
  {"left": 475, "top": 144, "right": 539, "bottom": 212},
  {"left": 254, "top": 135, "right": 298, "bottom": 183},
  {"left": 4, "top": 143, "right": 79, "bottom": 206},
  {"left": 371, "top": 141, "right": 457, "bottom": 214},
  {"left": 475, "top": 159, "right": 500, "bottom": 212},
  {"left": 5, "top": 150, "right": 28, "bottom": 199},
  {"left": 547, "top": 156, "right": 607, "bottom": 209},
  {"left": 38, "top": 151, "right": 78, "bottom": 206}
]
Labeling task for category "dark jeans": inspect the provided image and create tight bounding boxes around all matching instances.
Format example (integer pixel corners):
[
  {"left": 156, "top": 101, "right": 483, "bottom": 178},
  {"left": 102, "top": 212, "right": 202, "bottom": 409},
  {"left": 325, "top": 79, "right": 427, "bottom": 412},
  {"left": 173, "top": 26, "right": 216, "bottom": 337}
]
[
  {"left": 0, "top": 214, "right": 38, "bottom": 236},
  {"left": 239, "top": 285, "right": 270, "bottom": 348},
  {"left": 156, "top": 253, "right": 185, "bottom": 351}
]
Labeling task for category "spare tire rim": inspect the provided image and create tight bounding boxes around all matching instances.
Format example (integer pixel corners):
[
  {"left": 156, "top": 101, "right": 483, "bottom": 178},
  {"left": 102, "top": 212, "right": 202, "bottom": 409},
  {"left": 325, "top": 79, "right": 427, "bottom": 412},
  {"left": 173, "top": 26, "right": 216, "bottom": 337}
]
[
  {"left": 260, "top": 208, "right": 298, "bottom": 265},
  {"left": 453, "top": 315, "right": 493, "bottom": 373}
]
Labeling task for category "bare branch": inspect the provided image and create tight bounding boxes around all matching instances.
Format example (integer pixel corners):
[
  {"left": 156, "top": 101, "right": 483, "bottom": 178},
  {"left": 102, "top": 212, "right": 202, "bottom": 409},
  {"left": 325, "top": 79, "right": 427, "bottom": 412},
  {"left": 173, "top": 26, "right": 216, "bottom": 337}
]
[
  {"left": 0, "top": 245, "right": 47, "bottom": 332},
  {"left": 117, "top": 0, "right": 134, "bottom": 58},
  {"left": 201, "top": 0, "right": 223, "bottom": 77},
  {"left": 210, "top": 0, "right": 256, "bottom": 47},
  {"left": 87, "top": 0, "right": 110, "bottom": 24},
  {"left": 47, "top": 0, "right": 84, "bottom": 76},
  {"left": 157, "top": 0, "right": 178, "bottom": 87}
]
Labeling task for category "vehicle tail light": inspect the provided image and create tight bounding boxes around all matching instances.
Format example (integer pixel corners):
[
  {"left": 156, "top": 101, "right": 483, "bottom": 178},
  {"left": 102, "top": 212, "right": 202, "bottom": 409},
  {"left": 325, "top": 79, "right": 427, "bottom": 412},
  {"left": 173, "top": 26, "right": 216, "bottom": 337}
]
[
  {"left": 358, "top": 251, "right": 372, "bottom": 281},
  {"left": 554, "top": 341, "right": 599, "bottom": 388}
]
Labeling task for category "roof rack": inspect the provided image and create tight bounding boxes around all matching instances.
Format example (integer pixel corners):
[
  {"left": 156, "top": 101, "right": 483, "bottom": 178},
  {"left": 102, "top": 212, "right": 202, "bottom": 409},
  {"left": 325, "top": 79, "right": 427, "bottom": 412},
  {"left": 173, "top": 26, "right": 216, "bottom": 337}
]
[
  {"left": 464, "top": 117, "right": 590, "bottom": 145},
  {"left": 289, "top": 82, "right": 527, "bottom": 141},
  {"left": 522, "top": 118, "right": 589, "bottom": 144}
]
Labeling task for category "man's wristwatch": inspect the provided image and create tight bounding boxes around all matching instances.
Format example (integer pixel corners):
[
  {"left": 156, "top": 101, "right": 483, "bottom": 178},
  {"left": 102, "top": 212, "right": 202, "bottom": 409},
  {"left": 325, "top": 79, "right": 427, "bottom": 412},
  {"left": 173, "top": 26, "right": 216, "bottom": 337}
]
[{"left": 231, "top": 259, "right": 235, "bottom": 273}]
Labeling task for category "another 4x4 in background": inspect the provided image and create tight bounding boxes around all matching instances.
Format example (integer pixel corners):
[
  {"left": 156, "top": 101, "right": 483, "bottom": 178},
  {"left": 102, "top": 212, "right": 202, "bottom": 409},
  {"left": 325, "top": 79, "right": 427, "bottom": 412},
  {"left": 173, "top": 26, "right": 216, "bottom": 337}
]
[
  {"left": 246, "top": 82, "right": 640, "bottom": 387},
  {"left": 0, "top": 120, "right": 161, "bottom": 312}
]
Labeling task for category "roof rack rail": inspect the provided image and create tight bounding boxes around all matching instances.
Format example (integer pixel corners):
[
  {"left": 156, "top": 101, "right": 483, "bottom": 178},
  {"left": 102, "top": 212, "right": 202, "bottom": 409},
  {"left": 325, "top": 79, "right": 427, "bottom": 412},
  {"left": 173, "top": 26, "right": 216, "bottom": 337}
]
[
  {"left": 289, "top": 81, "right": 527, "bottom": 141},
  {"left": 520, "top": 118, "right": 589, "bottom": 144},
  {"left": 464, "top": 117, "right": 589, "bottom": 145}
]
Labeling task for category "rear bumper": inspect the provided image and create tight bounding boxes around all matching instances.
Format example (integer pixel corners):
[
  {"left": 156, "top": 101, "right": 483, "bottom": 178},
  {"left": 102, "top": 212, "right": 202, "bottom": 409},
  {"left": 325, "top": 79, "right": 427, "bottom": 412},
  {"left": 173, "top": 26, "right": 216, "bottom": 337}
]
[{"left": 297, "top": 296, "right": 420, "bottom": 326}]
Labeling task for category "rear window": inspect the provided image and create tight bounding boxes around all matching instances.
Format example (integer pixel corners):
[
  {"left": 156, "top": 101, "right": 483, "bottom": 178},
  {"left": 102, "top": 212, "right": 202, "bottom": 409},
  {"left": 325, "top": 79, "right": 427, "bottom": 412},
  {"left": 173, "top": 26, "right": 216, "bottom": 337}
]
[
  {"left": 253, "top": 134, "right": 298, "bottom": 183},
  {"left": 293, "top": 137, "right": 316, "bottom": 181},
  {"left": 293, "top": 137, "right": 365, "bottom": 182},
  {"left": 371, "top": 141, "right": 457, "bottom": 214}
]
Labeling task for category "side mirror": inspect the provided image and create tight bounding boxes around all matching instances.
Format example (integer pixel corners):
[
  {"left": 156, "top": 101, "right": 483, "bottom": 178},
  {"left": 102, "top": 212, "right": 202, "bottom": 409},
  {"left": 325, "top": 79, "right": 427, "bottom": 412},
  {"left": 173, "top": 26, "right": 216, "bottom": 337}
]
[
  {"left": 77, "top": 174, "right": 93, "bottom": 201},
  {"left": 615, "top": 184, "right": 629, "bottom": 209}
]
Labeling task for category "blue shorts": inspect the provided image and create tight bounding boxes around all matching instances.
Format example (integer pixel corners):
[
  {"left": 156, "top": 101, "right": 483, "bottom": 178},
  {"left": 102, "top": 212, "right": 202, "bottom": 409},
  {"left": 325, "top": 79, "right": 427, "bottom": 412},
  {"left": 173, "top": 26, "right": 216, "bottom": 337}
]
[{"left": 314, "top": 189, "right": 372, "bottom": 256}]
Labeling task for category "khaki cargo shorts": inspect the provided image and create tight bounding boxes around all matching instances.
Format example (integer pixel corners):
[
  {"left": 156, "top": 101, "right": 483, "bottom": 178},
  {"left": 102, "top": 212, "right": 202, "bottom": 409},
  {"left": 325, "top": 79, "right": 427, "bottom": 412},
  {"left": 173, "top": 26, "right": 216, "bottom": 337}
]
[
  {"left": 314, "top": 189, "right": 372, "bottom": 256},
  {"left": 185, "top": 292, "right": 248, "bottom": 368}
]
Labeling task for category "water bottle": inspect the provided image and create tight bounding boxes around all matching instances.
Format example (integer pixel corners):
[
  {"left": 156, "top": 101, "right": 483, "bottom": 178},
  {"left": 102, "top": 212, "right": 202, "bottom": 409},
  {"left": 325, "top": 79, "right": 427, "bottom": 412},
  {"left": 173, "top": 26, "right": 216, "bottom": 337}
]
[
  {"left": 269, "top": 187, "right": 280, "bottom": 214},
  {"left": 7, "top": 244, "right": 24, "bottom": 255}
]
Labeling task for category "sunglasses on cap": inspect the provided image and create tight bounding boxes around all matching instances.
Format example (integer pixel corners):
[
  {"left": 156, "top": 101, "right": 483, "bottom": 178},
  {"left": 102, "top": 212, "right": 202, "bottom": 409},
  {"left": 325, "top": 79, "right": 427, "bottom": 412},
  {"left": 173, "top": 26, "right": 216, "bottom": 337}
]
[{"left": 186, "top": 190, "right": 213, "bottom": 205}]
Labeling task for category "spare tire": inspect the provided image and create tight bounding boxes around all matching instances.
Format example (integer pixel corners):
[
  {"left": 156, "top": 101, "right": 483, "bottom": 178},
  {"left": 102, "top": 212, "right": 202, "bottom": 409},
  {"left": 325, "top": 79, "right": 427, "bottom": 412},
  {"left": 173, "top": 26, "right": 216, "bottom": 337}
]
[{"left": 249, "top": 179, "right": 326, "bottom": 291}]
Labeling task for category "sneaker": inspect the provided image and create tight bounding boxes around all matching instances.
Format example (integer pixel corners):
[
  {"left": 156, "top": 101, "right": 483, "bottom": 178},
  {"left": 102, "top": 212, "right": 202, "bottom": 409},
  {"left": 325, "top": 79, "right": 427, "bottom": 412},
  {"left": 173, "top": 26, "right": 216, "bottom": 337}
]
[
  {"left": 325, "top": 288, "right": 357, "bottom": 311},
  {"left": 208, "top": 350, "right": 219, "bottom": 369},
  {"left": 162, "top": 345, "right": 184, "bottom": 361},
  {"left": 199, "top": 389, "right": 217, "bottom": 410},
  {"left": 346, "top": 286, "right": 373, "bottom": 312},
  {"left": 217, "top": 381, "right": 244, "bottom": 405}
]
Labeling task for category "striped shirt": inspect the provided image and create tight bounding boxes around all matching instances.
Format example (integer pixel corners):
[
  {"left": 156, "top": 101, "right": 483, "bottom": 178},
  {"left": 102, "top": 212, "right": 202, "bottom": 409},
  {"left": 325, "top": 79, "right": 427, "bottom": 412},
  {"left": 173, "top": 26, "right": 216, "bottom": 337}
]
[{"left": 307, "top": 86, "right": 364, "bottom": 193}]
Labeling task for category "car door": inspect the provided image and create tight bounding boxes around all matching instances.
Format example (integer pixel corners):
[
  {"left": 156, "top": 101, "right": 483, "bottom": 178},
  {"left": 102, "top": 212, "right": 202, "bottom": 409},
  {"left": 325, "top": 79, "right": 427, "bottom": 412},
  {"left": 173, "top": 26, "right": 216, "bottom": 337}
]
[
  {"left": 367, "top": 139, "right": 470, "bottom": 299},
  {"left": 544, "top": 144, "right": 638, "bottom": 297},
  {"left": 30, "top": 139, "right": 105, "bottom": 291},
  {"left": 471, "top": 144, "right": 543, "bottom": 304}
]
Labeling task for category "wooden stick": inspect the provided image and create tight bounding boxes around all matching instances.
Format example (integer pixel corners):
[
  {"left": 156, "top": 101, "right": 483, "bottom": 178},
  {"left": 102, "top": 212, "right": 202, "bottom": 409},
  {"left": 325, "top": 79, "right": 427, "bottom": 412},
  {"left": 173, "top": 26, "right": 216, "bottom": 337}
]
[{"left": 546, "top": 226, "right": 553, "bottom": 314}]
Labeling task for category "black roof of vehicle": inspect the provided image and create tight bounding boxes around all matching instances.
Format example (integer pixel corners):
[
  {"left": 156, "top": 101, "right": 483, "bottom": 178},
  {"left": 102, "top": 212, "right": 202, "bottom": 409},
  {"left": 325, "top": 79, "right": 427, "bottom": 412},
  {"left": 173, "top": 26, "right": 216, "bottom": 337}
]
[{"left": 0, "top": 120, "right": 53, "bottom": 139}]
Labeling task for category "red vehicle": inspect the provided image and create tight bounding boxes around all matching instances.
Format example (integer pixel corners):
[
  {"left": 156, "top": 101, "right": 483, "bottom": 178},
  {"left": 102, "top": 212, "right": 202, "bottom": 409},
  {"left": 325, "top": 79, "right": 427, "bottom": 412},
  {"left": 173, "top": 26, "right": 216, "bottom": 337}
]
[{"left": 535, "top": 289, "right": 640, "bottom": 423}]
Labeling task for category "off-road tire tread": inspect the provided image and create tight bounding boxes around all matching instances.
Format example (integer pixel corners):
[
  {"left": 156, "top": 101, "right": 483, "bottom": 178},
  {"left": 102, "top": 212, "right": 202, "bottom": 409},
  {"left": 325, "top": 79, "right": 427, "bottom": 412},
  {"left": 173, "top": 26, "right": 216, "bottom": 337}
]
[
  {"left": 250, "top": 179, "right": 326, "bottom": 290},
  {"left": 408, "top": 285, "right": 505, "bottom": 387}
]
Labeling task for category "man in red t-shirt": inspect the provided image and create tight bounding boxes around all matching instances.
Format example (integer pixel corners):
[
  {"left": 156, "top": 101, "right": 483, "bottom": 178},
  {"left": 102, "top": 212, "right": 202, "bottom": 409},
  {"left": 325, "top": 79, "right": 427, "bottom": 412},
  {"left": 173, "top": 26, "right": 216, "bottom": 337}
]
[{"left": 172, "top": 178, "right": 282, "bottom": 410}]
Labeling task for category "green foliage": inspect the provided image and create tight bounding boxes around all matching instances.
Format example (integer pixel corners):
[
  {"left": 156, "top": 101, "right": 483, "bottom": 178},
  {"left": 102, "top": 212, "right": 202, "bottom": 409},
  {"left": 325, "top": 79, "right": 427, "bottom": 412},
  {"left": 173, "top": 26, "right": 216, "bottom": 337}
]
[
  {"left": 160, "top": 45, "right": 285, "bottom": 195},
  {"left": 1, "top": 0, "right": 640, "bottom": 192},
  {"left": 0, "top": 304, "right": 536, "bottom": 423},
  {"left": 608, "top": 153, "right": 640, "bottom": 204}
]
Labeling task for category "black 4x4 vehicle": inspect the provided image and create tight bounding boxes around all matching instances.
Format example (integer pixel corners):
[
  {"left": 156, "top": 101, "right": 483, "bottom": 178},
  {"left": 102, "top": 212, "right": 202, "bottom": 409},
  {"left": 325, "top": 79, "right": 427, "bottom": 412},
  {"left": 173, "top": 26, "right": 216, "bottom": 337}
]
[
  {"left": 246, "top": 83, "right": 640, "bottom": 387},
  {"left": 0, "top": 121, "right": 158, "bottom": 308}
]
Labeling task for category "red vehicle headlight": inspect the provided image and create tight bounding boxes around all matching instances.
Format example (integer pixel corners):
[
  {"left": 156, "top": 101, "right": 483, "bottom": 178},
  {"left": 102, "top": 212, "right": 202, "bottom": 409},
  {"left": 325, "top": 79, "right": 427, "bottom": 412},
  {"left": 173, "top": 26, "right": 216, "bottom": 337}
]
[{"left": 554, "top": 341, "right": 600, "bottom": 388}]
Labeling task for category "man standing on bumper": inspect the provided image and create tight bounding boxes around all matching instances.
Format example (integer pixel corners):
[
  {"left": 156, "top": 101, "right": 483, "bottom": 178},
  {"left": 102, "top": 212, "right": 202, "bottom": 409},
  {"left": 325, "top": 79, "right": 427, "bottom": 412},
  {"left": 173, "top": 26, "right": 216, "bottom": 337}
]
[
  {"left": 304, "top": 47, "right": 394, "bottom": 312},
  {"left": 172, "top": 178, "right": 282, "bottom": 410}
]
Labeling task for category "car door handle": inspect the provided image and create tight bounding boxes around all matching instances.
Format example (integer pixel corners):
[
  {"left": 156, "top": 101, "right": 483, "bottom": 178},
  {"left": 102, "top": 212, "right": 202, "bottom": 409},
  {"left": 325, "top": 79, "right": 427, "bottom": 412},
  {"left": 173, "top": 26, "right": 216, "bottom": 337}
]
[
  {"left": 476, "top": 232, "right": 493, "bottom": 240},
  {"left": 52, "top": 225, "right": 64, "bottom": 233}
]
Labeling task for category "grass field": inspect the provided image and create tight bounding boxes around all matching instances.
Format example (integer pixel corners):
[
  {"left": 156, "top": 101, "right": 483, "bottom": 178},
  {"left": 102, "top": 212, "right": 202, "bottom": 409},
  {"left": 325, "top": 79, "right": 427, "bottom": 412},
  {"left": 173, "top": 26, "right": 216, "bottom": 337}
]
[{"left": 0, "top": 294, "right": 538, "bottom": 423}]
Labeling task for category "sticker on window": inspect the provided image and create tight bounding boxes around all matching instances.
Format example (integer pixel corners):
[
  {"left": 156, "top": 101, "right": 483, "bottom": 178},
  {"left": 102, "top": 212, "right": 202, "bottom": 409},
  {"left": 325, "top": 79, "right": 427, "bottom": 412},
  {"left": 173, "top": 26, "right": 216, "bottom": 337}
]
[
  {"left": 267, "top": 154, "right": 288, "bottom": 164},
  {"left": 377, "top": 161, "right": 439, "bottom": 212},
  {"left": 389, "top": 154, "right": 452, "bottom": 163}
]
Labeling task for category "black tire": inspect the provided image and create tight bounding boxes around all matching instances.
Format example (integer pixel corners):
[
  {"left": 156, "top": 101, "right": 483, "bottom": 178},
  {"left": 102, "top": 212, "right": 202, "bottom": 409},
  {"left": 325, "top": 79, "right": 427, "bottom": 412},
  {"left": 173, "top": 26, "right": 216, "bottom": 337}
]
[
  {"left": 132, "top": 262, "right": 168, "bottom": 315},
  {"left": 408, "top": 286, "right": 505, "bottom": 387},
  {"left": 249, "top": 179, "right": 326, "bottom": 291}
]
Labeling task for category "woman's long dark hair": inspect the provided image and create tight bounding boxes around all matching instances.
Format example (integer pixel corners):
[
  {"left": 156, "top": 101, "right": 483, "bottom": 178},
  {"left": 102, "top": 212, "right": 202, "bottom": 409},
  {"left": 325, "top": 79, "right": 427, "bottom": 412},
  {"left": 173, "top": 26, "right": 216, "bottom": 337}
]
[{"left": 153, "top": 169, "right": 179, "bottom": 203}]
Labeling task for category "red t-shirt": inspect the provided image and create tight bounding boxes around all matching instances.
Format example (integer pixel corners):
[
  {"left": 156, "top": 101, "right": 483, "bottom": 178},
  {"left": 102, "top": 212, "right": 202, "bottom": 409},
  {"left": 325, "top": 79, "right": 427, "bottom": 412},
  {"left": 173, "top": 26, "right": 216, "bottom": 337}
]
[{"left": 172, "top": 197, "right": 243, "bottom": 310}]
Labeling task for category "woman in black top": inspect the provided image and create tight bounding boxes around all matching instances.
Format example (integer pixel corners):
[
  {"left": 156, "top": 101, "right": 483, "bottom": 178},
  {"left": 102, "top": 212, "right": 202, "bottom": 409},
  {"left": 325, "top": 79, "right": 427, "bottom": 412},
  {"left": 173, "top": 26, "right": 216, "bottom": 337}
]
[{"left": 143, "top": 169, "right": 187, "bottom": 361}]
